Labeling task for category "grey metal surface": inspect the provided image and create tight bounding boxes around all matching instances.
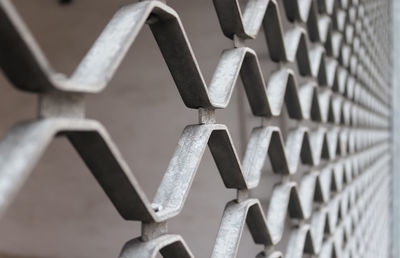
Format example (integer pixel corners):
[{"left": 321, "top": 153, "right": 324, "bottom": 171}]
[
  {"left": 0, "top": 0, "right": 392, "bottom": 257},
  {"left": 391, "top": 1, "right": 400, "bottom": 257}
]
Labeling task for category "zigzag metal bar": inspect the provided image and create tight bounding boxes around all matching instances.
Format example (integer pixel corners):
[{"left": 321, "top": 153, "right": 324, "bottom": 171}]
[
  {"left": 0, "top": 0, "right": 388, "bottom": 126},
  {"left": 116, "top": 145, "right": 389, "bottom": 257},
  {"left": 154, "top": 125, "right": 387, "bottom": 221},
  {"left": 0, "top": 0, "right": 328, "bottom": 119},
  {"left": 151, "top": 123, "right": 247, "bottom": 220},
  {"left": 0, "top": 118, "right": 157, "bottom": 221},
  {"left": 0, "top": 1, "right": 254, "bottom": 112},
  {"left": 152, "top": 124, "right": 375, "bottom": 218},
  {"left": 0, "top": 115, "right": 387, "bottom": 224},
  {"left": 0, "top": 118, "right": 248, "bottom": 222},
  {"left": 208, "top": 149, "right": 389, "bottom": 257}
]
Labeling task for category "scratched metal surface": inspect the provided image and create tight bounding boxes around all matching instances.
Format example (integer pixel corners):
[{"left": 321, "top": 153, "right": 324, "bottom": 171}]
[{"left": 0, "top": 0, "right": 392, "bottom": 257}]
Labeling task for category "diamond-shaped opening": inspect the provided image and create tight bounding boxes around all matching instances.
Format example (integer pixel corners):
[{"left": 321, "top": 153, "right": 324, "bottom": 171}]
[
  {"left": 38, "top": 0, "right": 273, "bottom": 256},
  {"left": 84, "top": 18, "right": 194, "bottom": 202},
  {"left": 11, "top": 0, "right": 134, "bottom": 77},
  {"left": 169, "top": 0, "right": 232, "bottom": 80},
  {"left": 0, "top": 138, "right": 139, "bottom": 258},
  {"left": 0, "top": 0, "right": 119, "bottom": 136},
  {"left": 0, "top": 1, "right": 241, "bottom": 257},
  {"left": 2, "top": 0, "right": 192, "bottom": 219},
  {"left": 0, "top": 0, "right": 135, "bottom": 132},
  {"left": 84, "top": 0, "right": 244, "bottom": 206}
]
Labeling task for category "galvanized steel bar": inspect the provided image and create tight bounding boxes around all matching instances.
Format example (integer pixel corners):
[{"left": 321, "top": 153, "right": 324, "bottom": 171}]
[{"left": 0, "top": 0, "right": 392, "bottom": 257}]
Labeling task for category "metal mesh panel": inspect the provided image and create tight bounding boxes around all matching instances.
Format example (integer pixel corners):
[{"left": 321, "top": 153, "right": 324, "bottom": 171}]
[{"left": 0, "top": 0, "right": 392, "bottom": 257}]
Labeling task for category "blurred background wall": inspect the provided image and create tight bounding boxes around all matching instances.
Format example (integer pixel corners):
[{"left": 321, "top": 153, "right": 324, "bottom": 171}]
[{"left": 0, "top": 0, "right": 290, "bottom": 257}]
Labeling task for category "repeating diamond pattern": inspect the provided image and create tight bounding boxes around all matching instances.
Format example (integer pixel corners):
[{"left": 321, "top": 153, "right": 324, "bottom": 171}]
[{"left": 0, "top": 0, "right": 392, "bottom": 257}]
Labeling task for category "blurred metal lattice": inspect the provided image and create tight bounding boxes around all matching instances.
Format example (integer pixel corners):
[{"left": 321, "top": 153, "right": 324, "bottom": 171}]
[{"left": 0, "top": 0, "right": 392, "bottom": 257}]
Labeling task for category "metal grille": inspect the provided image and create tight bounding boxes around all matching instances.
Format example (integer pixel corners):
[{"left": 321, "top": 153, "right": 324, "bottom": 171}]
[{"left": 0, "top": 0, "right": 392, "bottom": 257}]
